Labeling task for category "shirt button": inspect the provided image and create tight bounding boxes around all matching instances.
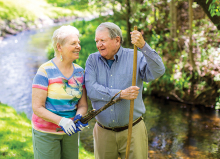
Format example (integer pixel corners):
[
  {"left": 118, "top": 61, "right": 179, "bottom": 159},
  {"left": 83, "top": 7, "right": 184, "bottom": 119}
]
[
  {"left": 113, "top": 120, "right": 115, "bottom": 122},
  {"left": 102, "top": 98, "right": 103, "bottom": 99},
  {"left": 111, "top": 109, "right": 113, "bottom": 111},
  {"left": 111, "top": 75, "right": 112, "bottom": 76},
  {"left": 111, "top": 86, "right": 112, "bottom": 87}
]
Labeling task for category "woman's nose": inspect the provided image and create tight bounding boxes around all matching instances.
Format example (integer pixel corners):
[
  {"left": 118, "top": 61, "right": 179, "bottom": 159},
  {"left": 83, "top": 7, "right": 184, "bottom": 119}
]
[{"left": 76, "top": 43, "right": 81, "bottom": 48}]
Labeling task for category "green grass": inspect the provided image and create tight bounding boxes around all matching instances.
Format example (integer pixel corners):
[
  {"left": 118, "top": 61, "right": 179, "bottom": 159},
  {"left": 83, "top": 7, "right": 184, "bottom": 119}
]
[
  {"left": 79, "top": 143, "right": 94, "bottom": 159},
  {"left": 0, "top": 103, "right": 94, "bottom": 159},
  {"left": 0, "top": 104, "right": 33, "bottom": 159}
]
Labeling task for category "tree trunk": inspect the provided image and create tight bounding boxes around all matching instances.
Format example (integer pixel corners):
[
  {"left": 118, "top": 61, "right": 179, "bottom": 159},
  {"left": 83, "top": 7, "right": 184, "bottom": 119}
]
[
  {"left": 189, "top": 0, "right": 195, "bottom": 71},
  {"left": 170, "top": 0, "right": 177, "bottom": 39},
  {"left": 189, "top": 0, "right": 196, "bottom": 98}
]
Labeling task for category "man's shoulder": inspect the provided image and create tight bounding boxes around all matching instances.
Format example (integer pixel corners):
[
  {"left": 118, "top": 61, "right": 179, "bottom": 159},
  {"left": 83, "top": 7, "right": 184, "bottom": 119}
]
[
  {"left": 89, "top": 51, "right": 100, "bottom": 57},
  {"left": 122, "top": 47, "right": 133, "bottom": 53},
  {"left": 122, "top": 47, "right": 143, "bottom": 55},
  {"left": 121, "top": 47, "right": 141, "bottom": 56},
  {"left": 87, "top": 51, "right": 100, "bottom": 61}
]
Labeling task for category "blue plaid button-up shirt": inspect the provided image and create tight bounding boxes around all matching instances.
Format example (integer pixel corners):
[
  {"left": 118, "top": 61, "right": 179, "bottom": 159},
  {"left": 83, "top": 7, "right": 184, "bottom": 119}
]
[{"left": 85, "top": 43, "right": 165, "bottom": 127}]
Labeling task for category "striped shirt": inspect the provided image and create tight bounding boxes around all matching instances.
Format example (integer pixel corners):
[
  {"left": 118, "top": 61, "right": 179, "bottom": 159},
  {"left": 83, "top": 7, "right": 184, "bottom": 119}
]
[
  {"left": 85, "top": 43, "right": 165, "bottom": 127},
  {"left": 32, "top": 59, "right": 85, "bottom": 133}
]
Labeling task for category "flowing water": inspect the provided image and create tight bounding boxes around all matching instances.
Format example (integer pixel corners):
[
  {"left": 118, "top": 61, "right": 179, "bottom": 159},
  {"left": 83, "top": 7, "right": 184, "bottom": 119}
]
[{"left": 0, "top": 21, "right": 220, "bottom": 159}]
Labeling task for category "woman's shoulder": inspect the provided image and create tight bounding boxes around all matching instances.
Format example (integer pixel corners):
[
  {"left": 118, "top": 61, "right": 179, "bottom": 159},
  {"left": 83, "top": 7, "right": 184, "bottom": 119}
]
[
  {"left": 39, "top": 60, "right": 54, "bottom": 69},
  {"left": 73, "top": 63, "right": 84, "bottom": 72},
  {"left": 73, "top": 63, "right": 83, "bottom": 69}
]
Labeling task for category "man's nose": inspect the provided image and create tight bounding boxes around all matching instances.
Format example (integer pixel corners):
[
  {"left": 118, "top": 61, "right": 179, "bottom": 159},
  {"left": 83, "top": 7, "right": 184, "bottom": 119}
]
[{"left": 97, "top": 41, "right": 103, "bottom": 48}]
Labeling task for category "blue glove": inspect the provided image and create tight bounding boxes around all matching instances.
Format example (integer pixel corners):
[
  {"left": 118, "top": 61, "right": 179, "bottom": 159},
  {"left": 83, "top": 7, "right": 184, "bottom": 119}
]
[
  {"left": 59, "top": 117, "right": 76, "bottom": 136},
  {"left": 73, "top": 114, "right": 88, "bottom": 132}
]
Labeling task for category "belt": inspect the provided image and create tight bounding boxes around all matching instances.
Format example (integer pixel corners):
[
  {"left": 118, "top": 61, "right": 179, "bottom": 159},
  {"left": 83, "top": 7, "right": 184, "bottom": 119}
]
[{"left": 97, "top": 117, "right": 143, "bottom": 132}]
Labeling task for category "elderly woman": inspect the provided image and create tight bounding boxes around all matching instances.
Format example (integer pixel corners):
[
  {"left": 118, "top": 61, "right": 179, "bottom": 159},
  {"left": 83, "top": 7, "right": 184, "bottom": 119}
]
[{"left": 31, "top": 25, "right": 88, "bottom": 159}]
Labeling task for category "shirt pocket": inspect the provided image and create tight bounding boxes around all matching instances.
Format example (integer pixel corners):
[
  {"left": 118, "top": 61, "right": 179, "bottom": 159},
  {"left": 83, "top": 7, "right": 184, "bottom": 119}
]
[{"left": 115, "top": 74, "right": 132, "bottom": 89}]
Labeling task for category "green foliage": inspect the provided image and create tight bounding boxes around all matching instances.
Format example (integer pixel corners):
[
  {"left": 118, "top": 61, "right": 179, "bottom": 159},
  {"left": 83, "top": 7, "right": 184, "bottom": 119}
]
[
  {"left": 71, "top": 19, "right": 98, "bottom": 68},
  {"left": 129, "top": 2, "right": 153, "bottom": 30},
  {"left": 46, "top": 0, "right": 73, "bottom": 7},
  {"left": 207, "top": 0, "right": 220, "bottom": 17},
  {"left": 0, "top": 0, "right": 37, "bottom": 21},
  {"left": 43, "top": 7, "right": 73, "bottom": 19},
  {"left": 46, "top": 43, "right": 55, "bottom": 60},
  {"left": 0, "top": 0, "right": 75, "bottom": 22},
  {"left": 134, "top": 1, "right": 219, "bottom": 106},
  {"left": 46, "top": 0, "right": 89, "bottom": 9},
  {"left": 215, "top": 96, "right": 220, "bottom": 110}
]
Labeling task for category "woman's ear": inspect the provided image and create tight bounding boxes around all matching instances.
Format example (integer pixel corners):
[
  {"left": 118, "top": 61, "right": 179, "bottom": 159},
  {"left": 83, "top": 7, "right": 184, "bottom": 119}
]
[{"left": 57, "top": 43, "right": 62, "bottom": 52}]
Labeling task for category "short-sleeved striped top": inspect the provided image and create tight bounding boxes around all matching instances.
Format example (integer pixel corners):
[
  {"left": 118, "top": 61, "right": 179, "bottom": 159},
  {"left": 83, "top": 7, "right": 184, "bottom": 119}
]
[{"left": 32, "top": 59, "right": 85, "bottom": 134}]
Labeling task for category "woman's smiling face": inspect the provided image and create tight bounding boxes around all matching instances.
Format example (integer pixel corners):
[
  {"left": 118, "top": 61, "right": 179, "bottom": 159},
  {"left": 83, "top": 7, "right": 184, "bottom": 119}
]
[{"left": 61, "top": 34, "right": 81, "bottom": 61}]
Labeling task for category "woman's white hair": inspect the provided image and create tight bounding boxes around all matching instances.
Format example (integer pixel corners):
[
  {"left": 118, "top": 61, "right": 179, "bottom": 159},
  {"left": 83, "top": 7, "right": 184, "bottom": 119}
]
[
  {"left": 52, "top": 25, "right": 79, "bottom": 55},
  {"left": 96, "top": 22, "right": 123, "bottom": 44}
]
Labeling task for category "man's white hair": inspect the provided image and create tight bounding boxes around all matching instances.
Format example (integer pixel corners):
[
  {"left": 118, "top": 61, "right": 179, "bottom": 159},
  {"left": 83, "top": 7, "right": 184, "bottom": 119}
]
[{"left": 96, "top": 22, "right": 123, "bottom": 44}]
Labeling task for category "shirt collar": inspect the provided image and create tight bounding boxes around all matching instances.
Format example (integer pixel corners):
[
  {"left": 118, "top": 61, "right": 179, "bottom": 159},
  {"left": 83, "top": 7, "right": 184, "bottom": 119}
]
[
  {"left": 114, "top": 46, "right": 123, "bottom": 62},
  {"left": 98, "top": 46, "right": 123, "bottom": 62}
]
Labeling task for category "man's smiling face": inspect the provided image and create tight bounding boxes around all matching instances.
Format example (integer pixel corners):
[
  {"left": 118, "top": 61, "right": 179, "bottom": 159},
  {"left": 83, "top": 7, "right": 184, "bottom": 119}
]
[{"left": 95, "top": 29, "right": 120, "bottom": 60}]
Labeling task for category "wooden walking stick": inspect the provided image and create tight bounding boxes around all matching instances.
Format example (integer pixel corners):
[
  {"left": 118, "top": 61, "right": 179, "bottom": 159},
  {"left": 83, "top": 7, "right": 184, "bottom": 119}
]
[{"left": 125, "top": 26, "right": 138, "bottom": 159}]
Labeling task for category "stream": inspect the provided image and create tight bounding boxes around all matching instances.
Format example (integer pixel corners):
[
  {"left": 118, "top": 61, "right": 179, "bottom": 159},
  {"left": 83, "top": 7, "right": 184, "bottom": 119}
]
[{"left": 0, "top": 19, "right": 220, "bottom": 159}]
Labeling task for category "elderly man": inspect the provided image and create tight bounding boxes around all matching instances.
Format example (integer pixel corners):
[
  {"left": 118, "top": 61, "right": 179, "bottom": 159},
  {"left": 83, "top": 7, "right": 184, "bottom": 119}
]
[{"left": 85, "top": 22, "right": 165, "bottom": 159}]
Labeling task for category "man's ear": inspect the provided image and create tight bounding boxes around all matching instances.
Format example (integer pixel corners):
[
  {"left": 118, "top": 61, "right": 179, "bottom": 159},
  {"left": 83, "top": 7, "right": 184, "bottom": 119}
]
[{"left": 116, "top": 36, "right": 120, "bottom": 44}]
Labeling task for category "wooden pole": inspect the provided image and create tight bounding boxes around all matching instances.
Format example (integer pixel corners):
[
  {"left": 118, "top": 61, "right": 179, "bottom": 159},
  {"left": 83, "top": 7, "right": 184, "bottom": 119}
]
[{"left": 125, "top": 26, "right": 138, "bottom": 159}]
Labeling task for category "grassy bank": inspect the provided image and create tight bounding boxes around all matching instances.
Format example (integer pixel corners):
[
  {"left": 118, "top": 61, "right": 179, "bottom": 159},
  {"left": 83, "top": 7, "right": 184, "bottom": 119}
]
[
  {"left": 0, "top": 0, "right": 80, "bottom": 21},
  {"left": 0, "top": 0, "right": 97, "bottom": 38},
  {"left": 0, "top": 103, "right": 94, "bottom": 159}
]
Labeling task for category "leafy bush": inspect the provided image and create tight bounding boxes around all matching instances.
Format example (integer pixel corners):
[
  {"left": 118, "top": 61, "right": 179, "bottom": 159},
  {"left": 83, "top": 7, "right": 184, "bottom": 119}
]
[{"left": 207, "top": 0, "right": 220, "bottom": 17}]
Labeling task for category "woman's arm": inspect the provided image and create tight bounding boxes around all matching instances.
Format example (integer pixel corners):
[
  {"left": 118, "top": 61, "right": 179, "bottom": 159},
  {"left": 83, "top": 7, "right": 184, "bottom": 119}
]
[
  {"left": 32, "top": 88, "right": 62, "bottom": 125},
  {"left": 75, "top": 87, "right": 88, "bottom": 116}
]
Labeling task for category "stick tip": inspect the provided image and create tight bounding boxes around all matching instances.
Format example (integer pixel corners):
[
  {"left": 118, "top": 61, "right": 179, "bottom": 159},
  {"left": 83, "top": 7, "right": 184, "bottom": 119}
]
[{"left": 134, "top": 26, "right": 137, "bottom": 30}]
